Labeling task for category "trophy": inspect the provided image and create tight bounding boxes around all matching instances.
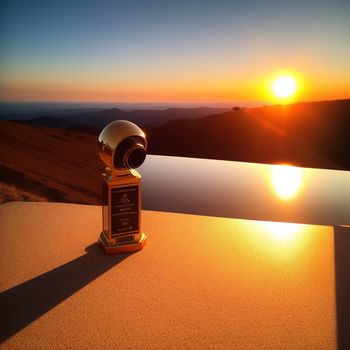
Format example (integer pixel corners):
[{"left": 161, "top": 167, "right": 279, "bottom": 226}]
[{"left": 97, "top": 120, "right": 147, "bottom": 254}]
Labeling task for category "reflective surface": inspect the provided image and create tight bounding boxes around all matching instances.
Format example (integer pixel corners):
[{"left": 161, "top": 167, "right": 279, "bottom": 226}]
[
  {"left": 140, "top": 155, "right": 350, "bottom": 226},
  {"left": 271, "top": 165, "right": 302, "bottom": 199}
]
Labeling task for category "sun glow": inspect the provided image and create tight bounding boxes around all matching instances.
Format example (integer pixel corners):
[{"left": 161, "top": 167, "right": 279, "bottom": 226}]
[
  {"left": 272, "top": 76, "right": 297, "bottom": 98},
  {"left": 260, "top": 221, "right": 301, "bottom": 240},
  {"left": 271, "top": 165, "right": 302, "bottom": 199},
  {"left": 250, "top": 220, "right": 307, "bottom": 261}
]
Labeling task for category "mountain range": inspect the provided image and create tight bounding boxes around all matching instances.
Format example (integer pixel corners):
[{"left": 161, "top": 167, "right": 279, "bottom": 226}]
[
  {"left": 0, "top": 99, "right": 349, "bottom": 204},
  {"left": 8, "top": 107, "right": 233, "bottom": 131}
]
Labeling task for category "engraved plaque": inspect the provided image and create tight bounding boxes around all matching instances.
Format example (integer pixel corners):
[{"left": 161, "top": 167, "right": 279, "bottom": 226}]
[{"left": 111, "top": 185, "right": 139, "bottom": 236}]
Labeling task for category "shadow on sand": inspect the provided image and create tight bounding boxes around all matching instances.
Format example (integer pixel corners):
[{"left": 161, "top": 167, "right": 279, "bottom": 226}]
[
  {"left": 334, "top": 225, "right": 350, "bottom": 350},
  {"left": 1, "top": 227, "right": 349, "bottom": 346},
  {"left": 0, "top": 243, "right": 134, "bottom": 343}
]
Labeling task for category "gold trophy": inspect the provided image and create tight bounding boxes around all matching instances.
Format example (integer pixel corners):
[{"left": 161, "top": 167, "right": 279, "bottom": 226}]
[{"left": 97, "top": 120, "right": 147, "bottom": 254}]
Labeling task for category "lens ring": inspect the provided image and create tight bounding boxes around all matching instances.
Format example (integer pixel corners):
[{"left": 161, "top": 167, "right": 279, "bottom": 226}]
[{"left": 125, "top": 144, "right": 146, "bottom": 169}]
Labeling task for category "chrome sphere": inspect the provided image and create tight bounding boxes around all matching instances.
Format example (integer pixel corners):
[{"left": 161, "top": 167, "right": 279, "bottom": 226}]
[{"left": 98, "top": 120, "right": 147, "bottom": 170}]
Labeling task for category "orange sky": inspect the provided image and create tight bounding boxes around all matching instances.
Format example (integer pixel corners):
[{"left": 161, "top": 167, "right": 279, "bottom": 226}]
[
  {"left": 1, "top": 1, "right": 349, "bottom": 104},
  {"left": 1, "top": 69, "right": 349, "bottom": 104}
]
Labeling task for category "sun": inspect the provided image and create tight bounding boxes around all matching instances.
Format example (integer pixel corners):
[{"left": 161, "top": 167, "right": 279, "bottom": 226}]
[{"left": 272, "top": 76, "right": 297, "bottom": 98}]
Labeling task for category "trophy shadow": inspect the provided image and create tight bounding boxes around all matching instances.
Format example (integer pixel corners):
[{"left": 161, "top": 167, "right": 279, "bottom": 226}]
[
  {"left": 2, "top": 227, "right": 349, "bottom": 346},
  {"left": 334, "top": 225, "right": 350, "bottom": 350},
  {"left": 0, "top": 243, "right": 135, "bottom": 343}
]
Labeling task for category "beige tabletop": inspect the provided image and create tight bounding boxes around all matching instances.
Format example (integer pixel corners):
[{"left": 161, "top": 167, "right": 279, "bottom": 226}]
[{"left": 0, "top": 202, "right": 339, "bottom": 349}]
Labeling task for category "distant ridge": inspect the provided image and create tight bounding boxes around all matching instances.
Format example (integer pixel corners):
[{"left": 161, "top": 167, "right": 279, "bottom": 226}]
[
  {"left": 14, "top": 116, "right": 76, "bottom": 129},
  {"left": 63, "top": 107, "right": 233, "bottom": 129},
  {"left": 1, "top": 99, "right": 349, "bottom": 204},
  {"left": 5, "top": 107, "right": 233, "bottom": 131}
]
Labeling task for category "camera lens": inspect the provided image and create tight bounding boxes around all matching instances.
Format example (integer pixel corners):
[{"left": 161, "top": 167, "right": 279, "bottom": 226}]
[
  {"left": 114, "top": 136, "right": 147, "bottom": 169},
  {"left": 126, "top": 145, "right": 146, "bottom": 169}
]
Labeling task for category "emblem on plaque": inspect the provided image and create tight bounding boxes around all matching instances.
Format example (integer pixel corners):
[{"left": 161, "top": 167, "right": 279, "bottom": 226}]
[{"left": 97, "top": 120, "right": 147, "bottom": 254}]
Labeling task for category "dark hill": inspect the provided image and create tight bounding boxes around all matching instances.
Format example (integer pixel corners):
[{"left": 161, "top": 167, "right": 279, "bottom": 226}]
[
  {"left": 148, "top": 99, "right": 350, "bottom": 170},
  {"left": 0, "top": 120, "right": 103, "bottom": 204}
]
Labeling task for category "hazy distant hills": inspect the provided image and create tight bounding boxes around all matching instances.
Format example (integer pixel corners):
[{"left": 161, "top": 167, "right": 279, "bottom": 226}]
[
  {"left": 9, "top": 107, "right": 233, "bottom": 132},
  {"left": 0, "top": 99, "right": 349, "bottom": 204},
  {"left": 149, "top": 99, "right": 350, "bottom": 170},
  {"left": 64, "top": 107, "right": 233, "bottom": 129}
]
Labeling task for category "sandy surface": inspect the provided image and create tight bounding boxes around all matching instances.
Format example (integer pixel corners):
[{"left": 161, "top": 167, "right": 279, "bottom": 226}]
[{"left": 0, "top": 202, "right": 336, "bottom": 349}]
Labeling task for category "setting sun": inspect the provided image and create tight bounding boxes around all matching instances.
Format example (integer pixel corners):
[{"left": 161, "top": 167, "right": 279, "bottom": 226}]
[{"left": 272, "top": 76, "right": 297, "bottom": 98}]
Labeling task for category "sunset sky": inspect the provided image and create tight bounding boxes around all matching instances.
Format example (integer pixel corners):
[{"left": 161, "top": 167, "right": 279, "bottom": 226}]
[{"left": 1, "top": 0, "right": 349, "bottom": 104}]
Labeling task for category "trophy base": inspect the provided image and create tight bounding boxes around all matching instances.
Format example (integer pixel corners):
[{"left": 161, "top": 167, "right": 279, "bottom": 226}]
[{"left": 98, "top": 231, "right": 147, "bottom": 254}]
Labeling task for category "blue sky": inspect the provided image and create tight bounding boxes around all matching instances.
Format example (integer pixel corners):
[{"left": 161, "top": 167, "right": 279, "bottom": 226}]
[{"left": 1, "top": 0, "right": 349, "bottom": 103}]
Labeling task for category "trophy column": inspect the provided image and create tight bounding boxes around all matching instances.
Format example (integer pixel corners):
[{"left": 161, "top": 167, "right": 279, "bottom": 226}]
[{"left": 97, "top": 120, "right": 147, "bottom": 254}]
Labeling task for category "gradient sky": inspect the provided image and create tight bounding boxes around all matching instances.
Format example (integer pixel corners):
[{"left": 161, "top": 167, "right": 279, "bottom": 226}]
[{"left": 1, "top": 0, "right": 349, "bottom": 104}]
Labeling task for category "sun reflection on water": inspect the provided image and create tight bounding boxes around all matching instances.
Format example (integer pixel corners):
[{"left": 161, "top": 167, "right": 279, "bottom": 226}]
[{"left": 271, "top": 165, "right": 302, "bottom": 200}]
